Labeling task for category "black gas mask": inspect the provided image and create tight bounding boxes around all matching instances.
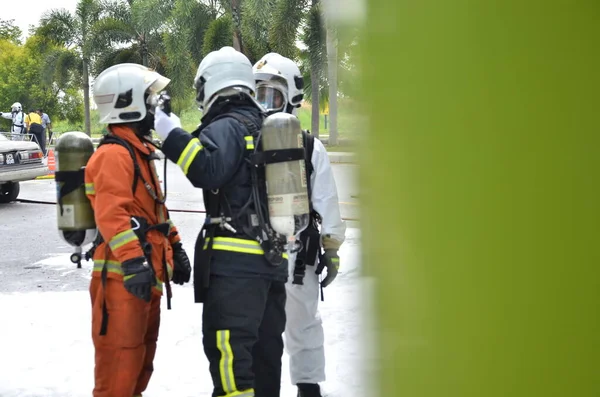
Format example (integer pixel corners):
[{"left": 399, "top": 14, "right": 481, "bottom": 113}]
[{"left": 135, "top": 91, "right": 171, "bottom": 138}]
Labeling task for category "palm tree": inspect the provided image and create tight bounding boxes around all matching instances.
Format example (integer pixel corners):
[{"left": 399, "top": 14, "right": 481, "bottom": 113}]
[
  {"left": 302, "top": 0, "right": 326, "bottom": 137},
  {"left": 239, "top": 0, "right": 275, "bottom": 63},
  {"left": 231, "top": 0, "right": 244, "bottom": 52},
  {"left": 91, "top": 0, "right": 175, "bottom": 75},
  {"left": 324, "top": 11, "right": 338, "bottom": 145},
  {"left": 268, "top": 0, "right": 306, "bottom": 59},
  {"left": 163, "top": 0, "right": 218, "bottom": 111},
  {"left": 36, "top": 0, "right": 101, "bottom": 136}
]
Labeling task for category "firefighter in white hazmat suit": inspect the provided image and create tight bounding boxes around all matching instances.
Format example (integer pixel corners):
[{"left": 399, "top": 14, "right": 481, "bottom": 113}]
[
  {"left": 1, "top": 102, "right": 27, "bottom": 140},
  {"left": 253, "top": 53, "right": 346, "bottom": 397}
]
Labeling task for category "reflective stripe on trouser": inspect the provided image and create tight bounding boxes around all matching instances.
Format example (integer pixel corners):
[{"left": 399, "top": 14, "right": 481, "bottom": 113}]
[
  {"left": 204, "top": 237, "right": 288, "bottom": 259},
  {"left": 203, "top": 275, "right": 286, "bottom": 397},
  {"left": 90, "top": 277, "right": 161, "bottom": 397},
  {"left": 284, "top": 253, "right": 326, "bottom": 384},
  {"left": 217, "top": 330, "right": 254, "bottom": 397},
  {"left": 93, "top": 260, "right": 164, "bottom": 294}
]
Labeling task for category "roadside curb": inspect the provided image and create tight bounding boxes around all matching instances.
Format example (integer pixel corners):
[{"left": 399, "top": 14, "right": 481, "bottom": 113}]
[{"left": 327, "top": 152, "right": 356, "bottom": 164}]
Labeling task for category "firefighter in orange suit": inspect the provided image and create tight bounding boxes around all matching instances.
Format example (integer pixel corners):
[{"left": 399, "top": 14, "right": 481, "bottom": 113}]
[{"left": 84, "top": 63, "right": 192, "bottom": 397}]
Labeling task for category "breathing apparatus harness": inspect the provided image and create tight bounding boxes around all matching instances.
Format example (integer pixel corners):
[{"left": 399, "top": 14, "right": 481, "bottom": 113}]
[
  {"left": 85, "top": 129, "right": 175, "bottom": 336},
  {"left": 291, "top": 130, "right": 324, "bottom": 286},
  {"left": 192, "top": 99, "right": 306, "bottom": 303}
]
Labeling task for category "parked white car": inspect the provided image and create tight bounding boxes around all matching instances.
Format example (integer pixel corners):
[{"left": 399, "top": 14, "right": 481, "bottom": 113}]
[{"left": 0, "top": 132, "right": 48, "bottom": 203}]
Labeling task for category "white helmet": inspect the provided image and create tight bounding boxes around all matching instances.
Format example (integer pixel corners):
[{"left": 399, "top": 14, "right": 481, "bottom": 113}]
[
  {"left": 11, "top": 102, "right": 22, "bottom": 112},
  {"left": 193, "top": 46, "right": 262, "bottom": 114},
  {"left": 92, "top": 63, "right": 171, "bottom": 124},
  {"left": 253, "top": 53, "right": 304, "bottom": 114}
]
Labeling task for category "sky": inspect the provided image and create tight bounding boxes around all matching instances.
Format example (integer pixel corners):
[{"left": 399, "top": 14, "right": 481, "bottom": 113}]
[{"left": 4, "top": 0, "right": 78, "bottom": 38}]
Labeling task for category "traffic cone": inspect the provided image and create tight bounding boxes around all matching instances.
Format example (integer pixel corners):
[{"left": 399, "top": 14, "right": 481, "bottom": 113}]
[{"left": 37, "top": 149, "right": 56, "bottom": 179}]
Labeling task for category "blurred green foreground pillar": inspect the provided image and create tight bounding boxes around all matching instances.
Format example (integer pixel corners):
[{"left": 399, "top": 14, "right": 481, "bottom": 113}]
[{"left": 360, "top": 0, "right": 600, "bottom": 396}]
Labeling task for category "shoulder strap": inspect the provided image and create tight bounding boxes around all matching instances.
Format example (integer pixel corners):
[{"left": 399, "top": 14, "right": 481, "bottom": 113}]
[
  {"left": 303, "top": 130, "right": 315, "bottom": 212},
  {"left": 97, "top": 135, "right": 141, "bottom": 194},
  {"left": 212, "top": 111, "right": 261, "bottom": 139}
]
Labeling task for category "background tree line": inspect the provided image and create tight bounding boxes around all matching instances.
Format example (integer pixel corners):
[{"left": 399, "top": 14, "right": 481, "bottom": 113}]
[{"left": 0, "top": 0, "right": 360, "bottom": 144}]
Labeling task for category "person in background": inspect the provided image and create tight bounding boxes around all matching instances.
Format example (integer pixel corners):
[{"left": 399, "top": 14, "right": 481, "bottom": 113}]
[
  {"left": 1, "top": 102, "right": 26, "bottom": 140},
  {"left": 25, "top": 109, "right": 46, "bottom": 153},
  {"left": 37, "top": 109, "right": 52, "bottom": 148}
]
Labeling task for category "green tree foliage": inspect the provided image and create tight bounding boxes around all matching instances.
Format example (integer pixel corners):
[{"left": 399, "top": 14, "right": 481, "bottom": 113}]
[
  {"left": 0, "top": 0, "right": 359, "bottom": 130},
  {"left": 0, "top": 19, "right": 23, "bottom": 44},
  {"left": 36, "top": 0, "right": 102, "bottom": 135},
  {"left": 240, "top": 0, "right": 276, "bottom": 63},
  {"left": 0, "top": 38, "right": 83, "bottom": 132},
  {"left": 268, "top": 0, "right": 307, "bottom": 60},
  {"left": 91, "top": 0, "right": 175, "bottom": 74},
  {"left": 203, "top": 16, "right": 234, "bottom": 56},
  {"left": 163, "top": 0, "right": 218, "bottom": 111},
  {"left": 300, "top": 2, "right": 327, "bottom": 109}
]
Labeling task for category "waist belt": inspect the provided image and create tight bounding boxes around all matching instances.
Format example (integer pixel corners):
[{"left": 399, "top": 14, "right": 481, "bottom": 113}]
[
  {"left": 91, "top": 216, "right": 172, "bottom": 337},
  {"left": 203, "top": 236, "right": 288, "bottom": 259}
]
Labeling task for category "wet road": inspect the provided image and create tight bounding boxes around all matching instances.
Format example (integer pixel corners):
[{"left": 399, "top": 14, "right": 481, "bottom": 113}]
[{"left": 0, "top": 161, "right": 359, "bottom": 293}]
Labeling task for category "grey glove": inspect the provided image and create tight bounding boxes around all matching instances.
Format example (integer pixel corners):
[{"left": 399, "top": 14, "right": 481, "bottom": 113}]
[
  {"left": 320, "top": 249, "right": 340, "bottom": 288},
  {"left": 122, "top": 257, "right": 156, "bottom": 302}
]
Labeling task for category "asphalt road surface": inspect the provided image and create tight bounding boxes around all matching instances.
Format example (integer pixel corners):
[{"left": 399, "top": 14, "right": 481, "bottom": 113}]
[{"left": 0, "top": 161, "right": 359, "bottom": 293}]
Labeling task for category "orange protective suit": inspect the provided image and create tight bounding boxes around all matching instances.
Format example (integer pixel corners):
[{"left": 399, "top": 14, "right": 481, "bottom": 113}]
[{"left": 85, "top": 125, "right": 180, "bottom": 397}]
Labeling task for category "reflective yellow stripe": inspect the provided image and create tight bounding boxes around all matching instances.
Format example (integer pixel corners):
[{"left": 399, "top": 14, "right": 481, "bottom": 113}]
[
  {"left": 331, "top": 257, "right": 340, "bottom": 270},
  {"left": 166, "top": 262, "right": 174, "bottom": 280},
  {"left": 92, "top": 260, "right": 163, "bottom": 293},
  {"left": 177, "top": 138, "right": 203, "bottom": 175},
  {"left": 93, "top": 260, "right": 121, "bottom": 274},
  {"left": 154, "top": 279, "right": 163, "bottom": 293},
  {"left": 108, "top": 229, "right": 139, "bottom": 251},
  {"left": 217, "top": 330, "right": 237, "bottom": 394},
  {"left": 204, "top": 237, "right": 288, "bottom": 259},
  {"left": 226, "top": 389, "right": 254, "bottom": 397},
  {"left": 245, "top": 136, "right": 254, "bottom": 150},
  {"left": 85, "top": 182, "right": 95, "bottom": 195}
]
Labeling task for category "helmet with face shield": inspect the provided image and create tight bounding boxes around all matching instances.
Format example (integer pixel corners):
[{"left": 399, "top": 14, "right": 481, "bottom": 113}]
[
  {"left": 255, "top": 73, "right": 288, "bottom": 114},
  {"left": 93, "top": 63, "right": 171, "bottom": 124},
  {"left": 253, "top": 53, "right": 304, "bottom": 115}
]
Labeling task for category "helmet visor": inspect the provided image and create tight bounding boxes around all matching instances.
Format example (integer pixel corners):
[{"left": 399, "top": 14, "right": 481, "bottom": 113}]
[
  {"left": 256, "top": 83, "right": 287, "bottom": 113},
  {"left": 145, "top": 74, "right": 171, "bottom": 114}
]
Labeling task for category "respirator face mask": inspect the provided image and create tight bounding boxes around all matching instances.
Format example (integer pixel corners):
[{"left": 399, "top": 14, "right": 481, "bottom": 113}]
[{"left": 255, "top": 74, "right": 289, "bottom": 114}]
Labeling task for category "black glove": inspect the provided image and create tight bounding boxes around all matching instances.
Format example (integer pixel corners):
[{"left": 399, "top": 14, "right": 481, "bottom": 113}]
[
  {"left": 320, "top": 249, "right": 340, "bottom": 288},
  {"left": 171, "top": 242, "right": 191, "bottom": 285},
  {"left": 122, "top": 257, "right": 156, "bottom": 302}
]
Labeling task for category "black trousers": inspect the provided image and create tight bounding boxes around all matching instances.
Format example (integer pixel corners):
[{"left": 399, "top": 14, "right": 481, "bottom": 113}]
[
  {"left": 202, "top": 275, "right": 287, "bottom": 397},
  {"left": 29, "top": 123, "right": 46, "bottom": 154}
]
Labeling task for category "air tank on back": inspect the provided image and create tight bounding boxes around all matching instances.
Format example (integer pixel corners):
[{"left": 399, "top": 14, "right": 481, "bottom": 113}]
[
  {"left": 261, "top": 112, "right": 310, "bottom": 242},
  {"left": 54, "top": 131, "right": 97, "bottom": 268}
]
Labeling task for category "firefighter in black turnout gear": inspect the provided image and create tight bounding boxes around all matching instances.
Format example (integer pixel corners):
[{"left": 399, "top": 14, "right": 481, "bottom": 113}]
[{"left": 153, "top": 46, "right": 289, "bottom": 397}]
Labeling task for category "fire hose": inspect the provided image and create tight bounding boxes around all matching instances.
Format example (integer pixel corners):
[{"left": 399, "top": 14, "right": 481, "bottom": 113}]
[{"left": 15, "top": 198, "right": 360, "bottom": 222}]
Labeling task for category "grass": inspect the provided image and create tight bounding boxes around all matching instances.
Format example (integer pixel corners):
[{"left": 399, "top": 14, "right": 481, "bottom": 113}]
[{"left": 52, "top": 98, "right": 364, "bottom": 151}]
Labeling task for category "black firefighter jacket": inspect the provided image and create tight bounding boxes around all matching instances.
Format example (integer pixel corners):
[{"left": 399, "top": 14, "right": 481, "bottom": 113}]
[{"left": 161, "top": 103, "right": 288, "bottom": 282}]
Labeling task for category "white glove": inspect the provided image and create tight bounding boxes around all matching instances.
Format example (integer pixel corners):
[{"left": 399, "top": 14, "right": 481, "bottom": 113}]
[{"left": 153, "top": 106, "right": 181, "bottom": 141}]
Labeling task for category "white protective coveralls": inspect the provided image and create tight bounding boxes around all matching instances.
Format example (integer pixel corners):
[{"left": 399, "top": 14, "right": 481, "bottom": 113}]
[
  {"left": 1, "top": 110, "right": 26, "bottom": 140},
  {"left": 285, "top": 136, "right": 346, "bottom": 385}
]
